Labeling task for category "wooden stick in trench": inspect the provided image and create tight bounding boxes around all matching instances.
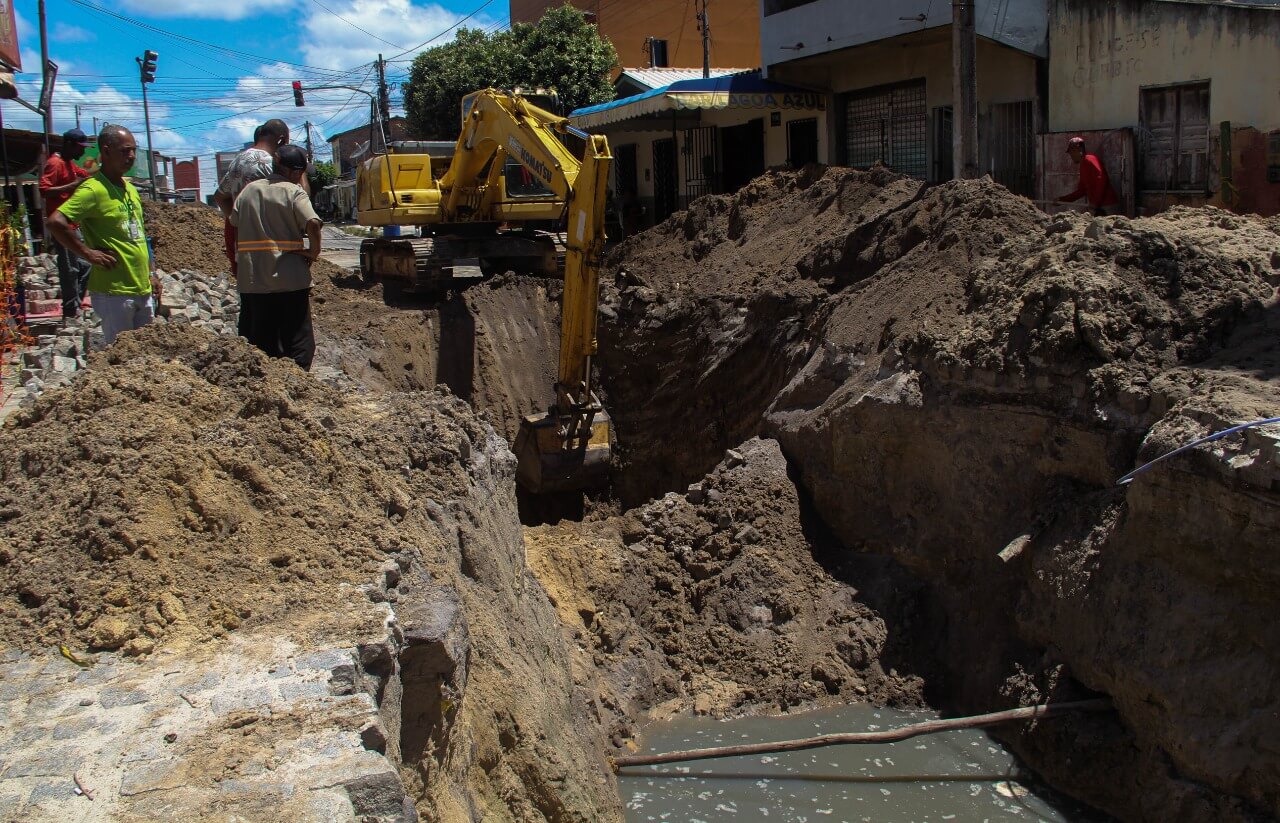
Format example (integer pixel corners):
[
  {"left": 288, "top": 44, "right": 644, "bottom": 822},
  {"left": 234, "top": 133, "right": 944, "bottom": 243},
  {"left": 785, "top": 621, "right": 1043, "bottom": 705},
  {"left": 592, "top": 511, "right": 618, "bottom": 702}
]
[{"left": 611, "top": 698, "right": 1113, "bottom": 771}]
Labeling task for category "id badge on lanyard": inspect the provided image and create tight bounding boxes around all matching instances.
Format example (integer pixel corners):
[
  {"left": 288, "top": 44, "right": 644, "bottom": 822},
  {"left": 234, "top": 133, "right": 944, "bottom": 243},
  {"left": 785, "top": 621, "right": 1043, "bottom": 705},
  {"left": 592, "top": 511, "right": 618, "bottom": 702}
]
[{"left": 123, "top": 194, "right": 142, "bottom": 242}]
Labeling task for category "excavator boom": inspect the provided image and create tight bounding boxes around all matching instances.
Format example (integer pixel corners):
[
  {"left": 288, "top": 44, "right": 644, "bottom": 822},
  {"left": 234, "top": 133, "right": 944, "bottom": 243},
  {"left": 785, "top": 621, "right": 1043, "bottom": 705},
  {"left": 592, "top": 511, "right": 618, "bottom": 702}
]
[{"left": 355, "top": 89, "right": 614, "bottom": 493}]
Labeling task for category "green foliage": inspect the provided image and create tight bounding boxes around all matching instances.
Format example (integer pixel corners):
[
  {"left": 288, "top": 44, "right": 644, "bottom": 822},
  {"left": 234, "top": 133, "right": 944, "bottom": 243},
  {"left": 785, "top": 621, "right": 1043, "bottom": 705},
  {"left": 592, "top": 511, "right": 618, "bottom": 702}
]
[
  {"left": 308, "top": 160, "right": 338, "bottom": 193},
  {"left": 403, "top": 4, "right": 617, "bottom": 140}
]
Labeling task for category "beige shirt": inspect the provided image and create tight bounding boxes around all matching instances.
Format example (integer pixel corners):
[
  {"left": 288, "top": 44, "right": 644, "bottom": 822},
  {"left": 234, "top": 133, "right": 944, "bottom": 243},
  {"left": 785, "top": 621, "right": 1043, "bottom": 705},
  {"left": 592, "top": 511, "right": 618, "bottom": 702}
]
[{"left": 230, "top": 175, "right": 319, "bottom": 294}]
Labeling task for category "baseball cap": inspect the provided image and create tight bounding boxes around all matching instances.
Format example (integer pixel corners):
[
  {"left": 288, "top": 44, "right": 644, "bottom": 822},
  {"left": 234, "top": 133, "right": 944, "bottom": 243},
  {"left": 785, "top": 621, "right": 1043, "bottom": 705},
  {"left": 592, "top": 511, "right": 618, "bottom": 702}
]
[
  {"left": 62, "top": 127, "right": 91, "bottom": 146},
  {"left": 276, "top": 144, "right": 309, "bottom": 171}
]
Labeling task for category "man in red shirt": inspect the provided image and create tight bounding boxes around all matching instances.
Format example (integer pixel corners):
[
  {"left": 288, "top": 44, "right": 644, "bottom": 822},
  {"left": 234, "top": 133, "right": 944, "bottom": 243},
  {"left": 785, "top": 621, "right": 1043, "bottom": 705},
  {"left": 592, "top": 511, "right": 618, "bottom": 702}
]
[
  {"left": 40, "top": 128, "right": 94, "bottom": 318},
  {"left": 1059, "top": 136, "right": 1120, "bottom": 216}
]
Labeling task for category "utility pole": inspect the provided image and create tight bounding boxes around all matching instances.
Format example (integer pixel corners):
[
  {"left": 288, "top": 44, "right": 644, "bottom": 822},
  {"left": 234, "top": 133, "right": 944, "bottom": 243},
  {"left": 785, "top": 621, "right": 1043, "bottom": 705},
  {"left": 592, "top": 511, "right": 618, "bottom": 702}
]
[
  {"left": 38, "top": 0, "right": 51, "bottom": 136},
  {"left": 74, "top": 104, "right": 80, "bottom": 129},
  {"left": 697, "top": 0, "right": 710, "bottom": 79},
  {"left": 92, "top": 116, "right": 98, "bottom": 135},
  {"left": 952, "top": 0, "right": 978, "bottom": 179},
  {"left": 375, "top": 54, "right": 390, "bottom": 152},
  {"left": 137, "top": 50, "right": 159, "bottom": 199},
  {"left": 303, "top": 121, "right": 313, "bottom": 161}
]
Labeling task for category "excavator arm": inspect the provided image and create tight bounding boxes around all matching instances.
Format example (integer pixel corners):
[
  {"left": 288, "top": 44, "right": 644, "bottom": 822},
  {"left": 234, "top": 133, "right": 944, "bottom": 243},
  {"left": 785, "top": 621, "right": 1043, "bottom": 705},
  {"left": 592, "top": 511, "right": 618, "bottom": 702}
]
[{"left": 446, "top": 90, "right": 613, "bottom": 493}]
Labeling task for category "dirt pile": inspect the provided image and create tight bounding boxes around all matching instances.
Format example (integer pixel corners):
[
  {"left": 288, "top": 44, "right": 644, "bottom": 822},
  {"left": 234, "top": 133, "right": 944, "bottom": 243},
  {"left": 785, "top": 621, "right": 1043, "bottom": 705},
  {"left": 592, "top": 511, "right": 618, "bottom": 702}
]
[
  {"left": 599, "top": 165, "right": 1280, "bottom": 821},
  {"left": 0, "top": 322, "right": 622, "bottom": 821},
  {"left": 0, "top": 323, "right": 485, "bottom": 654},
  {"left": 526, "top": 438, "right": 927, "bottom": 733},
  {"left": 142, "top": 201, "right": 352, "bottom": 286}
]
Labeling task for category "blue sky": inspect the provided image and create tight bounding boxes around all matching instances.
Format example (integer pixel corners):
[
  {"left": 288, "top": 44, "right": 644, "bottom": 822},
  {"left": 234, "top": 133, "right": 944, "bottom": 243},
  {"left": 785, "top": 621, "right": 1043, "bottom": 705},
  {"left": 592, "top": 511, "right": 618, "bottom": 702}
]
[{"left": 3, "top": 0, "right": 506, "bottom": 194}]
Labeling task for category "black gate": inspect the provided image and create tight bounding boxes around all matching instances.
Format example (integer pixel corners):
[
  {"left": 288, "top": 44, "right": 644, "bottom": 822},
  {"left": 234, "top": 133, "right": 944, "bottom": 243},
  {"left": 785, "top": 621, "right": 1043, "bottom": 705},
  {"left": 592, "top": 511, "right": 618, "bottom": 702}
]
[
  {"left": 842, "top": 79, "right": 927, "bottom": 179},
  {"left": 683, "top": 126, "right": 717, "bottom": 201},
  {"left": 652, "top": 138, "right": 678, "bottom": 222}
]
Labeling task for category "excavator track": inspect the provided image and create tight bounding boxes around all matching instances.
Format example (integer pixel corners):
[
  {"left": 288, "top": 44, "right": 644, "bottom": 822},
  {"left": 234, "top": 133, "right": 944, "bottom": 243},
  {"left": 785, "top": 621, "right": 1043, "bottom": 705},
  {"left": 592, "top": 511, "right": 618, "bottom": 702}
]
[{"left": 360, "top": 230, "right": 564, "bottom": 295}]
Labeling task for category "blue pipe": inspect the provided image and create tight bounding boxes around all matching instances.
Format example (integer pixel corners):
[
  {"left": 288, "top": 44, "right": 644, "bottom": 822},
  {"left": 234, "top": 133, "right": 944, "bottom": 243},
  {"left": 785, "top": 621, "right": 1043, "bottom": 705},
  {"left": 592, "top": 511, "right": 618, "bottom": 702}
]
[{"left": 1116, "top": 416, "right": 1280, "bottom": 486}]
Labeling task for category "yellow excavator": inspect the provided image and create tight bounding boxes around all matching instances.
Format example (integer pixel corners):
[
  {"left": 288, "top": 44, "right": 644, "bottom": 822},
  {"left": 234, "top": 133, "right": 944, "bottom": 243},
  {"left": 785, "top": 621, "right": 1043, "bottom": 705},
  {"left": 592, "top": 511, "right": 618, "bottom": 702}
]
[{"left": 355, "top": 89, "right": 612, "bottom": 494}]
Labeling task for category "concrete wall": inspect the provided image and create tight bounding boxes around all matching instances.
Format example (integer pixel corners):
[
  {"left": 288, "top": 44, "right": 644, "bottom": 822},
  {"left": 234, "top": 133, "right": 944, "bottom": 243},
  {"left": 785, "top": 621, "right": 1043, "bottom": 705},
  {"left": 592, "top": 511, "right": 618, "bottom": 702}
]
[
  {"left": 1049, "top": 0, "right": 1280, "bottom": 132},
  {"left": 512, "top": 0, "right": 760, "bottom": 72},
  {"left": 761, "top": 0, "right": 1048, "bottom": 73}
]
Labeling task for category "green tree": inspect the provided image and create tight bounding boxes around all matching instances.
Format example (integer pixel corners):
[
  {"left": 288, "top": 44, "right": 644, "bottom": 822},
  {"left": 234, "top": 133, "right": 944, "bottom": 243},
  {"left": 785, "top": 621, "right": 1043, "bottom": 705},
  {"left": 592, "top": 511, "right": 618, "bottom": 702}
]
[
  {"left": 403, "top": 5, "right": 617, "bottom": 140},
  {"left": 308, "top": 160, "right": 338, "bottom": 193}
]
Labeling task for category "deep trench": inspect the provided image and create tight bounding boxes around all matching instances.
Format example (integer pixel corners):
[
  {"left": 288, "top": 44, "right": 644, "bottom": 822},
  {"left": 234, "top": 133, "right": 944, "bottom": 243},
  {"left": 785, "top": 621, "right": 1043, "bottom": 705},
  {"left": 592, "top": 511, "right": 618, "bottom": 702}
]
[{"left": 356, "top": 275, "right": 1133, "bottom": 821}]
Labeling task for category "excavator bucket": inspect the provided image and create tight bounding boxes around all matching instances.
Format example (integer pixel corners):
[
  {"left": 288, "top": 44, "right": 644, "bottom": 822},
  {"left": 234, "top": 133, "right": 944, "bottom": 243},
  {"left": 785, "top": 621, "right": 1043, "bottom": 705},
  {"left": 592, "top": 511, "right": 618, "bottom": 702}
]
[{"left": 514, "top": 407, "right": 612, "bottom": 494}]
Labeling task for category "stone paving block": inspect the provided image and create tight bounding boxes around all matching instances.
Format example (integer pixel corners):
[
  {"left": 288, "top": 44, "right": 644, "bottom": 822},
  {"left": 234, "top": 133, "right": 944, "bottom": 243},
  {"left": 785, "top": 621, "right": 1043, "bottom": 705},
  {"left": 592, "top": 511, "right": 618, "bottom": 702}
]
[
  {"left": 218, "top": 778, "right": 297, "bottom": 799},
  {"left": 50, "top": 715, "right": 104, "bottom": 741},
  {"left": 119, "top": 759, "right": 185, "bottom": 796},
  {"left": 0, "top": 748, "right": 83, "bottom": 778},
  {"left": 301, "top": 789, "right": 358, "bottom": 822},
  {"left": 279, "top": 680, "right": 330, "bottom": 702},
  {"left": 342, "top": 769, "right": 413, "bottom": 821},
  {"left": 99, "top": 687, "right": 150, "bottom": 709},
  {"left": 210, "top": 686, "right": 277, "bottom": 715},
  {"left": 296, "top": 649, "right": 354, "bottom": 673},
  {"left": 24, "top": 778, "right": 77, "bottom": 805}
]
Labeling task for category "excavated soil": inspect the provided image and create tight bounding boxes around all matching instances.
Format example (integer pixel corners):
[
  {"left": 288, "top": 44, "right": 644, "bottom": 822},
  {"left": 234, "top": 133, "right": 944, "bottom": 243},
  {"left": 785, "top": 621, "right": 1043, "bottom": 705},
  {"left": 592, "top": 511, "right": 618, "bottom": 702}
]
[
  {"left": 0, "top": 324, "right": 482, "bottom": 654},
  {"left": 4, "top": 178, "right": 1278, "bottom": 823},
  {"left": 526, "top": 437, "right": 929, "bottom": 730}
]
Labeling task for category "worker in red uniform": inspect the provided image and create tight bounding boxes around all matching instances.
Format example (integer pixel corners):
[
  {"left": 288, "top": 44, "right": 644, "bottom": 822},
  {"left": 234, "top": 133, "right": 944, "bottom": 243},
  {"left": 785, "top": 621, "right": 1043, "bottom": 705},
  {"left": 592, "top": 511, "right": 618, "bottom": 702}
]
[{"left": 1058, "top": 136, "right": 1120, "bottom": 216}]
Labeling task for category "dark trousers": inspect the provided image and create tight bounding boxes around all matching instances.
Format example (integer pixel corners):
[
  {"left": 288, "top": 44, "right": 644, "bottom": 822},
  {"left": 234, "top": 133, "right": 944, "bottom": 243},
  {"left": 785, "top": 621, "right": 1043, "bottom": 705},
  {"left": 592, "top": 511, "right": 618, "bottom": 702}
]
[
  {"left": 51, "top": 235, "right": 92, "bottom": 317},
  {"left": 238, "top": 289, "right": 314, "bottom": 371}
]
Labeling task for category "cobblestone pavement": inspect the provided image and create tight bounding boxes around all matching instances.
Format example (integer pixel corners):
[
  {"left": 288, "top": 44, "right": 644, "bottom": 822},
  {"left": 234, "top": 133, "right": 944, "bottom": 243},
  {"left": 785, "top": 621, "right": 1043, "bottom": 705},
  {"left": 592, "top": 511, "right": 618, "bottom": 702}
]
[{"left": 0, "top": 597, "right": 415, "bottom": 822}]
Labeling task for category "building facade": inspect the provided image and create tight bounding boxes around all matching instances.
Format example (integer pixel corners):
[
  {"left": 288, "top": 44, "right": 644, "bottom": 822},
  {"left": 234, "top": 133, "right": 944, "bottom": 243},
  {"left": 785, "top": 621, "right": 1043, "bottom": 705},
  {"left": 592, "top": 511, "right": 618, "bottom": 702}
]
[
  {"left": 1048, "top": 0, "right": 1280, "bottom": 215},
  {"left": 173, "top": 157, "right": 200, "bottom": 203},
  {"left": 762, "top": 0, "right": 1048, "bottom": 199},
  {"left": 328, "top": 117, "right": 410, "bottom": 179},
  {"left": 510, "top": 0, "right": 760, "bottom": 73}
]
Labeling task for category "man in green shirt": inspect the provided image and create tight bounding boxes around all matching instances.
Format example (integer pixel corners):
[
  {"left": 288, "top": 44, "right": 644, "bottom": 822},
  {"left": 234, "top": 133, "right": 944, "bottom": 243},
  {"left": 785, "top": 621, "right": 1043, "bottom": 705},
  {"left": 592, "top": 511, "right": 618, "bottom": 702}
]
[{"left": 47, "top": 125, "right": 161, "bottom": 346}]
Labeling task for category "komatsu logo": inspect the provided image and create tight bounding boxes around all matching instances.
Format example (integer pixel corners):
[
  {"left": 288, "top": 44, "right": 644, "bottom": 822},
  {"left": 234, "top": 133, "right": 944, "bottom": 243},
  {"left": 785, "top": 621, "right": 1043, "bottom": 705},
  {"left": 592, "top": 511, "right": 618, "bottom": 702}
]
[{"left": 508, "top": 136, "right": 553, "bottom": 185}]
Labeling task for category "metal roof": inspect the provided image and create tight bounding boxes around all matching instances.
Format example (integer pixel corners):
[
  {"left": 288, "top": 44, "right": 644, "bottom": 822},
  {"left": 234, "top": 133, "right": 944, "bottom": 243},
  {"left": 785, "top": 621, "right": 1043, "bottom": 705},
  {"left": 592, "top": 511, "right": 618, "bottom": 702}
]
[{"left": 617, "top": 67, "right": 753, "bottom": 91}]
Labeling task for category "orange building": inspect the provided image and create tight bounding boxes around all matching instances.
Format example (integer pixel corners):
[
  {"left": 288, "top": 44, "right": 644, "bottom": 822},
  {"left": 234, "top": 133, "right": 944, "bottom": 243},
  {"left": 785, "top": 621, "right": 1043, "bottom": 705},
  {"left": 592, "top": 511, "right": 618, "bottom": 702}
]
[{"left": 509, "top": 0, "right": 759, "bottom": 73}]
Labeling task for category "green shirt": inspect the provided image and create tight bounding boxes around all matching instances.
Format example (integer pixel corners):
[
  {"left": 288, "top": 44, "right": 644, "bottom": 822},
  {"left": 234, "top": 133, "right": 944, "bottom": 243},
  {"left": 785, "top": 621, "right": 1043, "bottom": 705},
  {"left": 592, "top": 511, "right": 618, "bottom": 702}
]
[{"left": 57, "top": 173, "right": 152, "bottom": 296}]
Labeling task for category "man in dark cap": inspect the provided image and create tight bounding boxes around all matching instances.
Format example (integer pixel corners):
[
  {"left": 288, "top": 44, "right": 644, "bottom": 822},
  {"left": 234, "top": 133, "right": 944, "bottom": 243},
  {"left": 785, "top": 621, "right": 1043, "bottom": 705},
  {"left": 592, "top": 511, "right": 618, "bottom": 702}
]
[
  {"left": 229, "top": 143, "right": 322, "bottom": 371},
  {"left": 39, "top": 128, "right": 94, "bottom": 318},
  {"left": 1058, "top": 136, "right": 1120, "bottom": 216}
]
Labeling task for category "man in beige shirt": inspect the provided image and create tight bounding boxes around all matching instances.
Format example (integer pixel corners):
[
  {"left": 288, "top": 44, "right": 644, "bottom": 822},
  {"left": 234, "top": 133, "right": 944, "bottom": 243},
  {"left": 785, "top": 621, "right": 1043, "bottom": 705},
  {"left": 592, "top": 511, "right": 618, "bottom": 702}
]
[{"left": 229, "top": 144, "right": 322, "bottom": 370}]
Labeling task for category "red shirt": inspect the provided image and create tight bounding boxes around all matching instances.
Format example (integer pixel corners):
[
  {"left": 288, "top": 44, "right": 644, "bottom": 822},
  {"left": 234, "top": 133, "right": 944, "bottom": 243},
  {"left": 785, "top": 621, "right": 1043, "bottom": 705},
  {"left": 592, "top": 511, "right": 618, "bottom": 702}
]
[
  {"left": 1063, "top": 153, "right": 1119, "bottom": 208},
  {"left": 40, "top": 153, "right": 92, "bottom": 215}
]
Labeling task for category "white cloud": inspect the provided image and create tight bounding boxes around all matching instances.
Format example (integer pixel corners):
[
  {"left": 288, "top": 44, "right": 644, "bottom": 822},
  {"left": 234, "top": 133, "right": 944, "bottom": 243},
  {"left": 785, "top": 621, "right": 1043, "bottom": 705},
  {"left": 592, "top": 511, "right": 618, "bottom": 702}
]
[
  {"left": 116, "top": 0, "right": 295, "bottom": 21},
  {"left": 299, "top": 0, "right": 499, "bottom": 71},
  {"left": 51, "top": 23, "right": 96, "bottom": 43}
]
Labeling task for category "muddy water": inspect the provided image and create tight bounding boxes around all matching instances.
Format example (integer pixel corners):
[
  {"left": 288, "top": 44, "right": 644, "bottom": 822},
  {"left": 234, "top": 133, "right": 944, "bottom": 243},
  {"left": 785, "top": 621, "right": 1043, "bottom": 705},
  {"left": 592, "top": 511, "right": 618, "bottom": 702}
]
[{"left": 620, "top": 704, "right": 1105, "bottom": 822}]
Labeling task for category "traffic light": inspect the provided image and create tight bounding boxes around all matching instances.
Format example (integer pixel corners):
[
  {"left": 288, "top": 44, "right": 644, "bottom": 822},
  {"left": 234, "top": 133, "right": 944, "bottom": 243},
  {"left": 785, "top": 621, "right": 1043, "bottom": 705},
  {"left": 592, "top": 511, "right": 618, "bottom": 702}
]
[
  {"left": 139, "top": 50, "right": 158, "bottom": 84},
  {"left": 292, "top": 81, "right": 305, "bottom": 107}
]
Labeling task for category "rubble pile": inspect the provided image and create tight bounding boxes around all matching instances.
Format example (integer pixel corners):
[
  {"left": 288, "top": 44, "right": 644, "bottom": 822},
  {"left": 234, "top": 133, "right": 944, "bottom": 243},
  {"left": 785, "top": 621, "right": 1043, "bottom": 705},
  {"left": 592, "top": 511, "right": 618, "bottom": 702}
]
[{"left": 14, "top": 257, "right": 241, "bottom": 404}]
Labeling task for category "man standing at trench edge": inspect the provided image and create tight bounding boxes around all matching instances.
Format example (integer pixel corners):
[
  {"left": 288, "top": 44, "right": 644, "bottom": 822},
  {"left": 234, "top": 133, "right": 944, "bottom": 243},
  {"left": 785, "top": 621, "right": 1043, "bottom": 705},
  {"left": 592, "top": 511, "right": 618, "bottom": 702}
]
[
  {"left": 214, "top": 119, "right": 290, "bottom": 276},
  {"left": 230, "top": 144, "right": 322, "bottom": 370},
  {"left": 46, "top": 125, "right": 161, "bottom": 346}
]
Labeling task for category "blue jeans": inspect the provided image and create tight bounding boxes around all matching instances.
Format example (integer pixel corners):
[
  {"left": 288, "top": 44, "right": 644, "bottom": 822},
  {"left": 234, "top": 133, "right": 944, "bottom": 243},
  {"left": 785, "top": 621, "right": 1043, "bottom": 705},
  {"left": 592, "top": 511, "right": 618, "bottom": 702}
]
[{"left": 90, "top": 292, "right": 155, "bottom": 346}]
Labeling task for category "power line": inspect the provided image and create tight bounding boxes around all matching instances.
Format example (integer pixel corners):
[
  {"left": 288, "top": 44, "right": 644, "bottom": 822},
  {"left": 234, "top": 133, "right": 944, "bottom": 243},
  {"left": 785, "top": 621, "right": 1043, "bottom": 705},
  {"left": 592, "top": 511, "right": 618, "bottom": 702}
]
[
  {"left": 383, "top": 0, "right": 499, "bottom": 62},
  {"left": 66, "top": 0, "right": 367, "bottom": 78},
  {"left": 307, "top": 0, "right": 406, "bottom": 50}
]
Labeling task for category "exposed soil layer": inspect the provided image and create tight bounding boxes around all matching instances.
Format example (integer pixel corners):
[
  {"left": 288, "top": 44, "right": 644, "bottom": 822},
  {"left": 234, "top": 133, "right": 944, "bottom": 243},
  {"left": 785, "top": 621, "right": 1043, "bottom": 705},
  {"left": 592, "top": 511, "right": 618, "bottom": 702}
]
[
  {"left": 526, "top": 438, "right": 930, "bottom": 738},
  {"left": 7, "top": 179, "right": 1278, "bottom": 823},
  {"left": 598, "top": 166, "right": 1280, "bottom": 822}
]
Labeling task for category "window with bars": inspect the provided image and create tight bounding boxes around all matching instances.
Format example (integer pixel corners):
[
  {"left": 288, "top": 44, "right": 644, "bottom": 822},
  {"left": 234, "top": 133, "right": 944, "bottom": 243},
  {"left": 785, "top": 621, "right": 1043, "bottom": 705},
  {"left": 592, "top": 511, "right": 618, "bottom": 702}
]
[
  {"left": 1140, "top": 82, "right": 1210, "bottom": 191},
  {"left": 842, "top": 80, "right": 927, "bottom": 180}
]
